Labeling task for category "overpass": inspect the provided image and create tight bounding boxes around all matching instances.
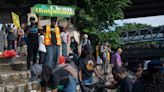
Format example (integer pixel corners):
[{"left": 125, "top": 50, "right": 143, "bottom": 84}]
[
  {"left": 121, "top": 26, "right": 164, "bottom": 62},
  {"left": 1, "top": 0, "right": 164, "bottom": 22}
]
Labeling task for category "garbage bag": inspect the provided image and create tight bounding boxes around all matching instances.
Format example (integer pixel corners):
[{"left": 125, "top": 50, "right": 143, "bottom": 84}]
[{"left": 0, "top": 50, "right": 16, "bottom": 58}]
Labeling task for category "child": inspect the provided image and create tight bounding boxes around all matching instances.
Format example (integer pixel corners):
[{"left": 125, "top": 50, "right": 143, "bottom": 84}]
[
  {"left": 19, "top": 41, "right": 27, "bottom": 57},
  {"left": 38, "top": 30, "right": 46, "bottom": 64}
]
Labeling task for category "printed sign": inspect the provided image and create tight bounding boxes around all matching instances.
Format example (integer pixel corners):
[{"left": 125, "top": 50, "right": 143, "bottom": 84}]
[{"left": 32, "top": 4, "right": 75, "bottom": 17}]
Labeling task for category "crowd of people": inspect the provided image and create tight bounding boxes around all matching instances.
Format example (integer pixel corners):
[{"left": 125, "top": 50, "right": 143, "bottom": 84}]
[{"left": 1, "top": 16, "right": 164, "bottom": 92}]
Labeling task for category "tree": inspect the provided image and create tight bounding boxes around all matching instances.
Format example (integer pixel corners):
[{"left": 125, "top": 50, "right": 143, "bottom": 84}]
[{"left": 9, "top": 0, "right": 131, "bottom": 48}]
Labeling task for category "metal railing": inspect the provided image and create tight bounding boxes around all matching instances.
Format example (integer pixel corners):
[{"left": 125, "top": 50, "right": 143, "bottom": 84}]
[{"left": 121, "top": 26, "right": 164, "bottom": 44}]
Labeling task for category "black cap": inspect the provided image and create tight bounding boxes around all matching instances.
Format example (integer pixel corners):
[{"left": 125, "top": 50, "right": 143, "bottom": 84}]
[
  {"left": 30, "top": 17, "right": 35, "bottom": 21},
  {"left": 51, "top": 17, "right": 57, "bottom": 22}
]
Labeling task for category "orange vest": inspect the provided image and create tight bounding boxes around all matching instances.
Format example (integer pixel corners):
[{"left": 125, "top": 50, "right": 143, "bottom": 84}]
[
  {"left": 55, "top": 25, "right": 61, "bottom": 46},
  {"left": 44, "top": 25, "right": 61, "bottom": 46},
  {"left": 44, "top": 25, "right": 51, "bottom": 45}
]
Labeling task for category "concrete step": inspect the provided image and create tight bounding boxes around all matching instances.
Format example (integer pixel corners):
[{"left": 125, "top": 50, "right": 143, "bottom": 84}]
[
  {"left": 0, "top": 61, "right": 26, "bottom": 71},
  {"left": 0, "top": 70, "right": 30, "bottom": 85},
  {"left": 0, "top": 81, "right": 41, "bottom": 92},
  {"left": 0, "top": 58, "right": 15, "bottom": 64}
]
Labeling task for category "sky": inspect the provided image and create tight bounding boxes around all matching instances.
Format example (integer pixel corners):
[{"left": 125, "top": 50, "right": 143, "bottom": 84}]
[{"left": 114, "top": 15, "right": 164, "bottom": 27}]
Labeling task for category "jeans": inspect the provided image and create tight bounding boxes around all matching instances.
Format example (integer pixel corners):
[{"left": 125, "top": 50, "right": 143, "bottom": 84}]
[
  {"left": 64, "top": 76, "right": 77, "bottom": 92},
  {"left": 7, "top": 40, "right": 15, "bottom": 50},
  {"left": 45, "top": 45, "right": 52, "bottom": 68},
  {"left": 51, "top": 45, "right": 60, "bottom": 68},
  {"left": 39, "top": 51, "right": 46, "bottom": 64},
  {"left": 62, "top": 43, "right": 67, "bottom": 57},
  {"left": 83, "top": 77, "right": 93, "bottom": 84},
  {"left": 45, "top": 45, "right": 60, "bottom": 69},
  {"left": 27, "top": 43, "right": 38, "bottom": 69},
  {"left": 81, "top": 77, "right": 93, "bottom": 92}
]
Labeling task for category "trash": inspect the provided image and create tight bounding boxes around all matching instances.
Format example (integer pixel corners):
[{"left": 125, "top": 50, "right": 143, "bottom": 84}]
[{"left": 0, "top": 50, "right": 16, "bottom": 58}]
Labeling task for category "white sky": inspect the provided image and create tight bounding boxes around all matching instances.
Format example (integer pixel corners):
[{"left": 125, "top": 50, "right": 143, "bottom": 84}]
[{"left": 115, "top": 15, "right": 164, "bottom": 27}]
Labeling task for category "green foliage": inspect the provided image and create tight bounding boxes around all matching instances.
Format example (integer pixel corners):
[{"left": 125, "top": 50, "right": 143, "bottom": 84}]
[
  {"left": 115, "top": 23, "right": 152, "bottom": 32},
  {"left": 97, "top": 31, "right": 122, "bottom": 49}
]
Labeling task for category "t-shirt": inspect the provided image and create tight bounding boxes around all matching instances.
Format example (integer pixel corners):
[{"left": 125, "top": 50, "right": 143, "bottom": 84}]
[
  {"left": 50, "top": 68, "right": 69, "bottom": 89},
  {"left": 132, "top": 79, "right": 144, "bottom": 92},
  {"left": 81, "top": 39, "right": 91, "bottom": 48},
  {"left": 78, "top": 55, "right": 95, "bottom": 80},
  {"left": 117, "top": 76, "right": 133, "bottom": 92},
  {"left": 60, "top": 32, "right": 67, "bottom": 44},
  {"left": 70, "top": 41, "right": 78, "bottom": 54},
  {"left": 38, "top": 35, "right": 46, "bottom": 53},
  {"left": 27, "top": 25, "right": 39, "bottom": 45},
  {"left": 28, "top": 25, "right": 38, "bottom": 34},
  {"left": 112, "top": 52, "right": 122, "bottom": 67}
]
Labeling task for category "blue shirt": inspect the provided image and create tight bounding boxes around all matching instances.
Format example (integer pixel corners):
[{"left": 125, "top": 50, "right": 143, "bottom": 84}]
[{"left": 29, "top": 26, "right": 38, "bottom": 34}]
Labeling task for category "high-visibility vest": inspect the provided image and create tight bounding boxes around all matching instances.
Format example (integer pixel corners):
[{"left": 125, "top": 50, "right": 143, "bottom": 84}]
[
  {"left": 44, "top": 25, "right": 52, "bottom": 45},
  {"left": 96, "top": 45, "right": 99, "bottom": 57},
  {"left": 107, "top": 52, "right": 110, "bottom": 61},
  {"left": 44, "top": 25, "right": 61, "bottom": 46},
  {"left": 55, "top": 25, "right": 61, "bottom": 46}
]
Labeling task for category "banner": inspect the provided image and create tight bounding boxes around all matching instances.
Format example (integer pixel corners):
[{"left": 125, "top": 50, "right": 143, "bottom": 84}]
[
  {"left": 31, "top": 4, "right": 75, "bottom": 18},
  {"left": 11, "top": 12, "right": 20, "bottom": 28}
]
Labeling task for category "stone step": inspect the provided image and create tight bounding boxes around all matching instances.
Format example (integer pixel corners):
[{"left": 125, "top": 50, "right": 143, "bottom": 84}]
[
  {"left": 0, "top": 81, "right": 41, "bottom": 92},
  {"left": 0, "top": 61, "right": 26, "bottom": 71},
  {"left": 0, "top": 58, "right": 15, "bottom": 64},
  {"left": 0, "top": 70, "right": 30, "bottom": 85}
]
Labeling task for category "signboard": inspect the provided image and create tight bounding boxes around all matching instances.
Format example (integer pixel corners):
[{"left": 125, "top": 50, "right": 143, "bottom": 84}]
[
  {"left": 11, "top": 12, "right": 20, "bottom": 28},
  {"left": 31, "top": 4, "right": 75, "bottom": 18}
]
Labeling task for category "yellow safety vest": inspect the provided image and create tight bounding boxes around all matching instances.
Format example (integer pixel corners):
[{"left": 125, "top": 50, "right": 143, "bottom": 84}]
[
  {"left": 96, "top": 45, "right": 99, "bottom": 56},
  {"left": 44, "top": 25, "right": 51, "bottom": 45},
  {"left": 44, "top": 25, "right": 61, "bottom": 46}
]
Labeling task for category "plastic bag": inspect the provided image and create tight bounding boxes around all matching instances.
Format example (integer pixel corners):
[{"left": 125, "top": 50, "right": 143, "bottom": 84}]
[{"left": 0, "top": 50, "right": 16, "bottom": 58}]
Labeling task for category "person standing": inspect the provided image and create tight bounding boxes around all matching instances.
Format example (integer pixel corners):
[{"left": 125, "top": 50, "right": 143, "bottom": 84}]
[
  {"left": 60, "top": 27, "right": 68, "bottom": 57},
  {"left": 26, "top": 17, "right": 39, "bottom": 70},
  {"left": 112, "top": 48, "right": 123, "bottom": 67},
  {"left": 70, "top": 36, "right": 78, "bottom": 56},
  {"left": 80, "top": 34, "right": 91, "bottom": 48},
  {"left": 7, "top": 25, "right": 16, "bottom": 50},
  {"left": 17, "top": 24, "right": 25, "bottom": 55},
  {"left": 43, "top": 17, "right": 61, "bottom": 69},
  {"left": 2, "top": 24, "right": 7, "bottom": 50},
  {"left": 96, "top": 42, "right": 102, "bottom": 64},
  {"left": 38, "top": 30, "right": 46, "bottom": 64}
]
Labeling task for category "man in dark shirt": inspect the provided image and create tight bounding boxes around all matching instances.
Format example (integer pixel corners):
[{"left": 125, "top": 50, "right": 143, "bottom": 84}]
[
  {"left": 26, "top": 17, "right": 39, "bottom": 69},
  {"left": 110, "top": 66, "right": 134, "bottom": 92}
]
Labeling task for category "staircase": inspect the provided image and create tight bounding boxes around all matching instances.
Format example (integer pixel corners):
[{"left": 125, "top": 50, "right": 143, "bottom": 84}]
[{"left": 0, "top": 57, "right": 41, "bottom": 92}]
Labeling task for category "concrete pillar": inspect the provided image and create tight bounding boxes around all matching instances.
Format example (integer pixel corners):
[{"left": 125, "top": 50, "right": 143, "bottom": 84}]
[{"left": 0, "top": 87, "right": 5, "bottom": 92}]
